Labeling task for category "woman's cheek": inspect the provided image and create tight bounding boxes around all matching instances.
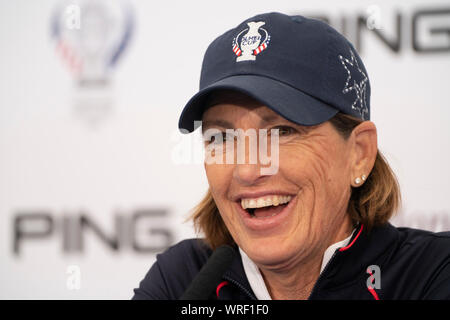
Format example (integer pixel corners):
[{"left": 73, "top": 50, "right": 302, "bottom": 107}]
[
  {"left": 205, "top": 164, "right": 226, "bottom": 192},
  {"left": 205, "top": 164, "right": 234, "bottom": 216}
]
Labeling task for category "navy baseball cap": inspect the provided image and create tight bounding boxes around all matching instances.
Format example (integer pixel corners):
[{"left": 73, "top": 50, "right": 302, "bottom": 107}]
[{"left": 178, "top": 12, "right": 370, "bottom": 133}]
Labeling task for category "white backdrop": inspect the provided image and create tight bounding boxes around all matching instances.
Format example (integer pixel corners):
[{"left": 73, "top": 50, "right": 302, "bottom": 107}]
[{"left": 0, "top": 0, "right": 449, "bottom": 299}]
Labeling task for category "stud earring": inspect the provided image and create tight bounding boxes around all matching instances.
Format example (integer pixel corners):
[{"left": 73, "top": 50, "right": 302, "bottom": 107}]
[
  {"left": 362, "top": 174, "right": 367, "bottom": 181},
  {"left": 355, "top": 177, "right": 362, "bottom": 184}
]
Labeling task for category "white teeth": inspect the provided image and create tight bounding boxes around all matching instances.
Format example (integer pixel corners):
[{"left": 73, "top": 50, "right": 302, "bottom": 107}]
[
  {"left": 256, "top": 198, "right": 265, "bottom": 208},
  {"left": 240, "top": 195, "right": 292, "bottom": 210}
]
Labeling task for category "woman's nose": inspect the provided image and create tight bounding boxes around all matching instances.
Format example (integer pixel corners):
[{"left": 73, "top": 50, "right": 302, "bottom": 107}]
[
  {"left": 232, "top": 143, "right": 277, "bottom": 185},
  {"left": 231, "top": 132, "right": 277, "bottom": 185},
  {"left": 233, "top": 162, "right": 267, "bottom": 186}
]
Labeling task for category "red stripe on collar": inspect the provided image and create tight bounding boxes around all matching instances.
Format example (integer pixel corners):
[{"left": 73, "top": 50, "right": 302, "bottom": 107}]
[
  {"left": 216, "top": 281, "right": 229, "bottom": 298},
  {"left": 339, "top": 224, "right": 364, "bottom": 252}
]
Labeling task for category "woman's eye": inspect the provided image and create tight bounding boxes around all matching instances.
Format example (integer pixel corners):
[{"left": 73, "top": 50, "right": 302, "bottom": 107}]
[
  {"left": 206, "top": 132, "right": 231, "bottom": 144},
  {"left": 214, "top": 133, "right": 226, "bottom": 142},
  {"left": 272, "top": 126, "right": 296, "bottom": 136}
]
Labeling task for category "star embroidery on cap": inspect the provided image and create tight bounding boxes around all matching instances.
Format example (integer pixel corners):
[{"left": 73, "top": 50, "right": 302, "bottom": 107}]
[{"left": 338, "top": 49, "right": 369, "bottom": 120}]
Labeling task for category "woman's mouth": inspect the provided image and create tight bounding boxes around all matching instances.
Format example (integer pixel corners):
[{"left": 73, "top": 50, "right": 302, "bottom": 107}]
[
  {"left": 241, "top": 195, "right": 292, "bottom": 218},
  {"left": 235, "top": 193, "right": 297, "bottom": 232}
]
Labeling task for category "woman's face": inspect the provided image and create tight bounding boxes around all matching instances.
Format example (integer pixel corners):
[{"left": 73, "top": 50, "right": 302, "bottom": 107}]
[{"left": 202, "top": 100, "right": 356, "bottom": 270}]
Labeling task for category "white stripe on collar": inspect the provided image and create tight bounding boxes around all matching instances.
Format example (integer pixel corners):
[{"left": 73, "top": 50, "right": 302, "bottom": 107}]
[{"left": 239, "top": 229, "right": 356, "bottom": 300}]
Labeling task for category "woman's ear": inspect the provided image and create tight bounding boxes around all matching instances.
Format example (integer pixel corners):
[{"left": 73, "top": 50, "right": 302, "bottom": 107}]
[{"left": 350, "top": 121, "right": 378, "bottom": 187}]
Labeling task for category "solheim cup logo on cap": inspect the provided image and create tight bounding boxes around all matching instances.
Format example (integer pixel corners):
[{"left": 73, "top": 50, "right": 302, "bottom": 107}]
[
  {"left": 232, "top": 21, "right": 270, "bottom": 62},
  {"left": 339, "top": 49, "right": 369, "bottom": 120}
]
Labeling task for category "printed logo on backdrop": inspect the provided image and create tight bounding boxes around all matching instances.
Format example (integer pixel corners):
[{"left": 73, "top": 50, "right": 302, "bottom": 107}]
[
  {"left": 232, "top": 21, "right": 270, "bottom": 62},
  {"left": 51, "top": 0, "right": 134, "bottom": 127},
  {"left": 13, "top": 208, "right": 174, "bottom": 256},
  {"left": 302, "top": 6, "right": 450, "bottom": 54}
]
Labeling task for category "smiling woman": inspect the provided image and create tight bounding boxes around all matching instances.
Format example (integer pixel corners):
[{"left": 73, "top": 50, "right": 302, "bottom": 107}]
[
  {"left": 192, "top": 90, "right": 400, "bottom": 254},
  {"left": 133, "top": 12, "right": 450, "bottom": 300}
]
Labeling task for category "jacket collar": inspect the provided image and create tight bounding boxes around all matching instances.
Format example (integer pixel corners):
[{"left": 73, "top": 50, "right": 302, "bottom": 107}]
[
  {"left": 222, "top": 247, "right": 257, "bottom": 299},
  {"left": 221, "top": 223, "right": 399, "bottom": 299},
  {"left": 325, "top": 223, "right": 399, "bottom": 285}
]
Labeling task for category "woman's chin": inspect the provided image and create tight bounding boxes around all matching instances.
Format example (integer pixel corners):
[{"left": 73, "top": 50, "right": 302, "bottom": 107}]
[{"left": 240, "top": 238, "right": 298, "bottom": 267}]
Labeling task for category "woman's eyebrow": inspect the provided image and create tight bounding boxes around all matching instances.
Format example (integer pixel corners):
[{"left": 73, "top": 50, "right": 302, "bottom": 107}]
[{"left": 259, "top": 114, "right": 283, "bottom": 125}]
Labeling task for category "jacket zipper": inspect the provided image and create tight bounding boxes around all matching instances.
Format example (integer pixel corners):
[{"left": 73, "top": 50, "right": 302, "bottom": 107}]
[
  {"left": 307, "top": 249, "right": 339, "bottom": 300},
  {"left": 222, "top": 275, "right": 257, "bottom": 300}
]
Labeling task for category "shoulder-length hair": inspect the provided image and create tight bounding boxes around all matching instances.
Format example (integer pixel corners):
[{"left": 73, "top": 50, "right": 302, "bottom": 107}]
[{"left": 189, "top": 111, "right": 401, "bottom": 250}]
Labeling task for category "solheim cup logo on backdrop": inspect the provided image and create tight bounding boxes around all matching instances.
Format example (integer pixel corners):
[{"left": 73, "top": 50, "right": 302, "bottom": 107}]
[
  {"left": 50, "top": 0, "right": 134, "bottom": 126},
  {"left": 232, "top": 21, "right": 270, "bottom": 62}
]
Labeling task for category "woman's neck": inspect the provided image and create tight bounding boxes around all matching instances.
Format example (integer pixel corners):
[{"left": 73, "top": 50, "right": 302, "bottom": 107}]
[
  {"left": 259, "top": 219, "right": 354, "bottom": 300},
  {"left": 260, "top": 250, "right": 322, "bottom": 300}
]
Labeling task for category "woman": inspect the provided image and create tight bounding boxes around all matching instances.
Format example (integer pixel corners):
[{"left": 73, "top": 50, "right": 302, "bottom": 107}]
[{"left": 133, "top": 12, "right": 450, "bottom": 300}]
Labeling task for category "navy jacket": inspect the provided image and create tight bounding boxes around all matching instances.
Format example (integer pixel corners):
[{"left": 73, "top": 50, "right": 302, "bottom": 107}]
[{"left": 132, "top": 223, "right": 450, "bottom": 300}]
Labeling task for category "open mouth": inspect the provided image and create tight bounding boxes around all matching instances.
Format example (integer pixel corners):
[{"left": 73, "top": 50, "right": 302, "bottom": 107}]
[{"left": 240, "top": 195, "right": 292, "bottom": 219}]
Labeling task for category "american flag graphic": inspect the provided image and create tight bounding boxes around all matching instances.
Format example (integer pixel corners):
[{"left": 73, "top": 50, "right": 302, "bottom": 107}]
[
  {"left": 232, "top": 42, "right": 242, "bottom": 56},
  {"left": 253, "top": 42, "right": 267, "bottom": 55},
  {"left": 55, "top": 40, "right": 83, "bottom": 74}
]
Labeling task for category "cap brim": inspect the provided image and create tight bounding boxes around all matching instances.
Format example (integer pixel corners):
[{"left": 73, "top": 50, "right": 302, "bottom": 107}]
[{"left": 178, "top": 74, "right": 338, "bottom": 133}]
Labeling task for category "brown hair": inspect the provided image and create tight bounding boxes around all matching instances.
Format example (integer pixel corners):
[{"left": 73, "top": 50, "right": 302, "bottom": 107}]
[{"left": 190, "top": 97, "right": 401, "bottom": 249}]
